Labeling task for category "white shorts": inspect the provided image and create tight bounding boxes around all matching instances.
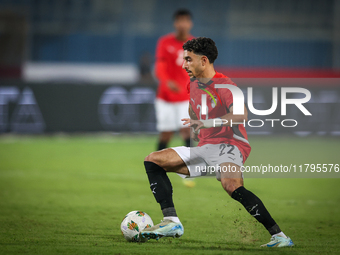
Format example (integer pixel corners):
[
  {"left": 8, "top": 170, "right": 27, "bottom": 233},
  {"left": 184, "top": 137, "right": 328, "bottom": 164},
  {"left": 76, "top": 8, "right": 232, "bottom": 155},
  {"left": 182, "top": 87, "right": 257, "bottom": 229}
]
[
  {"left": 155, "top": 98, "right": 189, "bottom": 132},
  {"left": 172, "top": 144, "right": 244, "bottom": 180}
]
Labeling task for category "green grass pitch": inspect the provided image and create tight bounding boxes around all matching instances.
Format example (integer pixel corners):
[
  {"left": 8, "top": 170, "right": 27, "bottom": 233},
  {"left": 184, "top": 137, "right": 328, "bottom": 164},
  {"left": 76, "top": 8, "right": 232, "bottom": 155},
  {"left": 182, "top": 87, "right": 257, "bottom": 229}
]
[{"left": 0, "top": 134, "right": 339, "bottom": 254}]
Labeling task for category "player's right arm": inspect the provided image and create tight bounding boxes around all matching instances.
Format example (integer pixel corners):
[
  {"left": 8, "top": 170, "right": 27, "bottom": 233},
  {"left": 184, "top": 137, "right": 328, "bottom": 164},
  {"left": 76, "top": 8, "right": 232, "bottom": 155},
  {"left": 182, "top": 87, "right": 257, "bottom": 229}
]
[
  {"left": 187, "top": 103, "right": 199, "bottom": 141},
  {"left": 188, "top": 103, "right": 198, "bottom": 120}
]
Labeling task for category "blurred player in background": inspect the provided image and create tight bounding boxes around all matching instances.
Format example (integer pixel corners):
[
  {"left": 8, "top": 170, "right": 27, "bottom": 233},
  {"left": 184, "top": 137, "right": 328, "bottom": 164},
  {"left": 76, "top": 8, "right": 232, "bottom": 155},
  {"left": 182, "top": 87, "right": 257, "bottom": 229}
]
[{"left": 154, "top": 9, "right": 194, "bottom": 151}]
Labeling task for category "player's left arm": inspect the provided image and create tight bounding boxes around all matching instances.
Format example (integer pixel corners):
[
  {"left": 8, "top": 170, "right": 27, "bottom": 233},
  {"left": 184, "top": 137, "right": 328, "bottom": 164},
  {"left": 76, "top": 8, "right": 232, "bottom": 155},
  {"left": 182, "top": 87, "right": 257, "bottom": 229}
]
[
  {"left": 219, "top": 104, "right": 248, "bottom": 127},
  {"left": 182, "top": 104, "right": 248, "bottom": 132}
]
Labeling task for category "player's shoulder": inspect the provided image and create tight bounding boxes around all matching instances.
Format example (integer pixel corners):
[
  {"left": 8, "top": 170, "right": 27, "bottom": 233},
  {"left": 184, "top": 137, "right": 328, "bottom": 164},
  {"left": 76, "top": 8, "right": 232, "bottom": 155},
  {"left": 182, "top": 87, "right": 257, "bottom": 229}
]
[
  {"left": 158, "top": 33, "right": 176, "bottom": 43},
  {"left": 186, "top": 79, "right": 191, "bottom": 94},
  {"left": 214, "top": 71, "right": 237, "bottom": 86},
  {"left": 188, "top": 35, "right": 195, "bottom": 41},
  {"left": 214, "top": 71, "right": 228, "bottom": 79}
]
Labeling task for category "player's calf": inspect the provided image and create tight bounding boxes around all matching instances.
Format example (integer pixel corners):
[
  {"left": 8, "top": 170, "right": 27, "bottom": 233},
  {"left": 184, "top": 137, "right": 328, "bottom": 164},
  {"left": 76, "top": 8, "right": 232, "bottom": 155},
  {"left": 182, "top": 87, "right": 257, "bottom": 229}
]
[
  {"left": 218, "top": 164, "right": 290, "bottom": 243},
  {"left": 221, "top": 178, "right": 243, "bottom": 196},
  {"left": 231, "top": 186, "right": 290, "bottom": 241}
]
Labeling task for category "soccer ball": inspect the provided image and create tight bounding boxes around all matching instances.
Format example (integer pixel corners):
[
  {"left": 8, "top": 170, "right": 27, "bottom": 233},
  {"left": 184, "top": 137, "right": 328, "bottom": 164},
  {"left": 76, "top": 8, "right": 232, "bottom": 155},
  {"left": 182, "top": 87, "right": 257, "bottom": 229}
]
[{"left": 120, "top": 211, "right": 154, "bottom": 242}]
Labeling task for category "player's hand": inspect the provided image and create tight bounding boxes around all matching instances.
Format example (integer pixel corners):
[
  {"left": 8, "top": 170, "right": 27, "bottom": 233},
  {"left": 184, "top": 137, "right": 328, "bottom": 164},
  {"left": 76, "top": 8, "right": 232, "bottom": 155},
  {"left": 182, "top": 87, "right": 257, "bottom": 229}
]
[
  {"left": 182, "top": 118, "right": 200, "bottom": 142},
  {"left": 181, "top": 118, "right": 204, "bottom": 132},
  {"left": 167, "top": 81, "right": 181, "bottom": 93}
]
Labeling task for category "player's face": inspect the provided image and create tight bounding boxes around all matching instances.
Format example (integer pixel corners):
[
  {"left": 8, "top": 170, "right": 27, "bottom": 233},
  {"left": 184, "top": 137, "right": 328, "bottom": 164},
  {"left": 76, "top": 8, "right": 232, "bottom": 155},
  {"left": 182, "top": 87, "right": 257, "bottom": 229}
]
[
  {"left": 174, "top": 15, "right": 193, "bottom": 35},
  {"left": 182, "top": 50, "right": 204, "bottom": 78}
]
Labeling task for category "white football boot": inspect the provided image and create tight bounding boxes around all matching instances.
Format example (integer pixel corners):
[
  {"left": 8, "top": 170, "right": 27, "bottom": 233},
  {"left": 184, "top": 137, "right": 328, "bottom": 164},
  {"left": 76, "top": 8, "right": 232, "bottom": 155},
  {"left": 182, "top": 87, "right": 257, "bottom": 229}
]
[
  {"left": 261, "top": 236, "right": 294, "bottom": 247},
  {"left": 140, "top": 219, "right": 184, "bottom": 241}
]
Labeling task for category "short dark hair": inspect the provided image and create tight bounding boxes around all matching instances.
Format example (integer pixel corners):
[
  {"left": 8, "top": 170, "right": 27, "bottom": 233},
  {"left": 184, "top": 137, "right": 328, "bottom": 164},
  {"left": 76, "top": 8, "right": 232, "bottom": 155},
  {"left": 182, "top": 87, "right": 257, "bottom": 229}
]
[
  {"left": 173, "top": 9, "right": 192, "bottom": 20},
  {"left": 183, "top": 37, "right": 218, "bottom": 64}
]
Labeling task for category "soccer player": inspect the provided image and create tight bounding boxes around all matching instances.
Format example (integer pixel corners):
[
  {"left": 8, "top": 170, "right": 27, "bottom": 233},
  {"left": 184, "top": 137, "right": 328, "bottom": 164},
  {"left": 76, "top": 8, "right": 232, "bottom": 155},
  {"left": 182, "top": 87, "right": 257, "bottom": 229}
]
[
  {"left": 141, "top": 37, "right": 294, "bottom": 248},
  {"left": 154, "top": 9, "right": 194, "bottom": 151}
]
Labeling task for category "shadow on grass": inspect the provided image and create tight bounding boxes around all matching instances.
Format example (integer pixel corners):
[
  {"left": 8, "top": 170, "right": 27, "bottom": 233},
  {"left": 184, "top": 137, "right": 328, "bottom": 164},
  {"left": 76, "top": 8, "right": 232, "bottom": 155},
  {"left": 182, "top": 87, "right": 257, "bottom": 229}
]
[
  {"left": 0, "top": 235, "right": 300, "bottom": 255},
  {"left": 113, "top": 235, "right": 264, "bottom": 252}
]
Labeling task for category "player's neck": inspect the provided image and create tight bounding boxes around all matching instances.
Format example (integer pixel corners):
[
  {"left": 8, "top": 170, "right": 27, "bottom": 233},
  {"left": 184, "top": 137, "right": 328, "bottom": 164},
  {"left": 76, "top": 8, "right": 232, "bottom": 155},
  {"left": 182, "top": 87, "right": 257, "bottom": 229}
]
[
  {"left": 196, "top": 67, "right": 216, "bottom": 82},
  {"left": 175, "top": 32, "right": 190, "bottom": 42}
]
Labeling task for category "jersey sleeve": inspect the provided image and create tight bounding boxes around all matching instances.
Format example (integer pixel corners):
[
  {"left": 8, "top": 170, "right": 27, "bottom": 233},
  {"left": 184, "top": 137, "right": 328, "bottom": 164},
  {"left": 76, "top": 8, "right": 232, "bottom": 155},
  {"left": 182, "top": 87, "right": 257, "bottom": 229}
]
[{"left": 155, "top": 38, "right": 169, "bottom": 82}]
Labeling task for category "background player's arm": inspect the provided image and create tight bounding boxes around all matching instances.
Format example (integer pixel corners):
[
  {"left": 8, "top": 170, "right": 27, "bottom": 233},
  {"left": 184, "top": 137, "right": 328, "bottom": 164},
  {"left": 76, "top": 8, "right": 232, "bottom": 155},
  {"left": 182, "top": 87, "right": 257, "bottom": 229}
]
[{"left": 155, "top": 40, "right": 181, "bottom": 92}]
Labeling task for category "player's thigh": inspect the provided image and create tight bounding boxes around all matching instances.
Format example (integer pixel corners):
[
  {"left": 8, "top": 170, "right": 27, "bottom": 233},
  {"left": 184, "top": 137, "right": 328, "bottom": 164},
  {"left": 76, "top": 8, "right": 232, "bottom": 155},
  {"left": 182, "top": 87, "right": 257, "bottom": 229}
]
[
  {"left": 202, "top": 144, "right": 243, "bottom": 170},
  {"left": 172, "top": 146, "right": 209, "bottom": 179},
  {"left": 145, "top": 148, "right": 189, "bottom": 175},
  {"left": 199, "top": 143, "right": 244, "bottom": 180},
  {"left": 154, "top": 99, "right": 177, "bottom": 132}
]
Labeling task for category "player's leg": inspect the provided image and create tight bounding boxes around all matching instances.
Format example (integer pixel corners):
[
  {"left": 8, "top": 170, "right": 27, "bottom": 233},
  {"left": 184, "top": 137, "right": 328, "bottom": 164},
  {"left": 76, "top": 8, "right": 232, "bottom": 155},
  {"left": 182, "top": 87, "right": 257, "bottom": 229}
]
[
  {"left": 158, "top": 131, "right": 174, "bottom": 150},
  {"left": 179, "top": 128, "right": 190, "bottom": 147},
  {"left": 154, "top": 99, "right": 177, "bottom": 150},
  {"left": 145, "top": 148, "right": 189, "bottom": 175},
  {"left": 218, "top": 162, "right": 243, "bottom": 196},
  {"left": 179, "top": 128, "right": 194, "bottom": 188},
  {"left": 219, "top": 163, "right": 293, "bottom": 247},
  {"left": 220, "top": 162, "right": 280, "bottom": 232},
  {"left": 141, "top": 148, "right": 189, "bottom": 240}
]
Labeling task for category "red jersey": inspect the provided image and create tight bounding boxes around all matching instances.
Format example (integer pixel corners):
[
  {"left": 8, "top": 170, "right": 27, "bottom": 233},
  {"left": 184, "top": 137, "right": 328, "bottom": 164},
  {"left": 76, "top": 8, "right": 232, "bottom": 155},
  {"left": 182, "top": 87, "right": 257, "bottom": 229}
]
[
  {"left": 155, "top": 33, "right": 194, "bottom": 102},
  {"left": 188, "top": 72, "right": 251, "bottom": 162}
]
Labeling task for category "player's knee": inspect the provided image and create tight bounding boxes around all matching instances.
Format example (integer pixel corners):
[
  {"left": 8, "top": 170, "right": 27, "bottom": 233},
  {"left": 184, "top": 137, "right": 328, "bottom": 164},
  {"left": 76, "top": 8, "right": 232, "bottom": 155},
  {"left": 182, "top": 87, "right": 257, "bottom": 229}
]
[
  {"left": 144, "top": 152, "right": 162, "bottom": 166},
  {"left": 221, "top": 178, "right": 242, "bottom": 196},
  {"left": 144, "top": 152, "right": 155, "bottom": 163}
]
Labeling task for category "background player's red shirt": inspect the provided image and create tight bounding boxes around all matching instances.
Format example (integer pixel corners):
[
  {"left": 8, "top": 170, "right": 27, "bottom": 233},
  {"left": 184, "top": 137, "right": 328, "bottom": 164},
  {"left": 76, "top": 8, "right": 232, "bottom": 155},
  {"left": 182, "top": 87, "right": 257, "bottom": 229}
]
[
  {"left": 188, "top": 72, "right": 251, "bottom": 162},
  {"left": 155, "top": 33, "right": 194, "bottom": 102}
]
